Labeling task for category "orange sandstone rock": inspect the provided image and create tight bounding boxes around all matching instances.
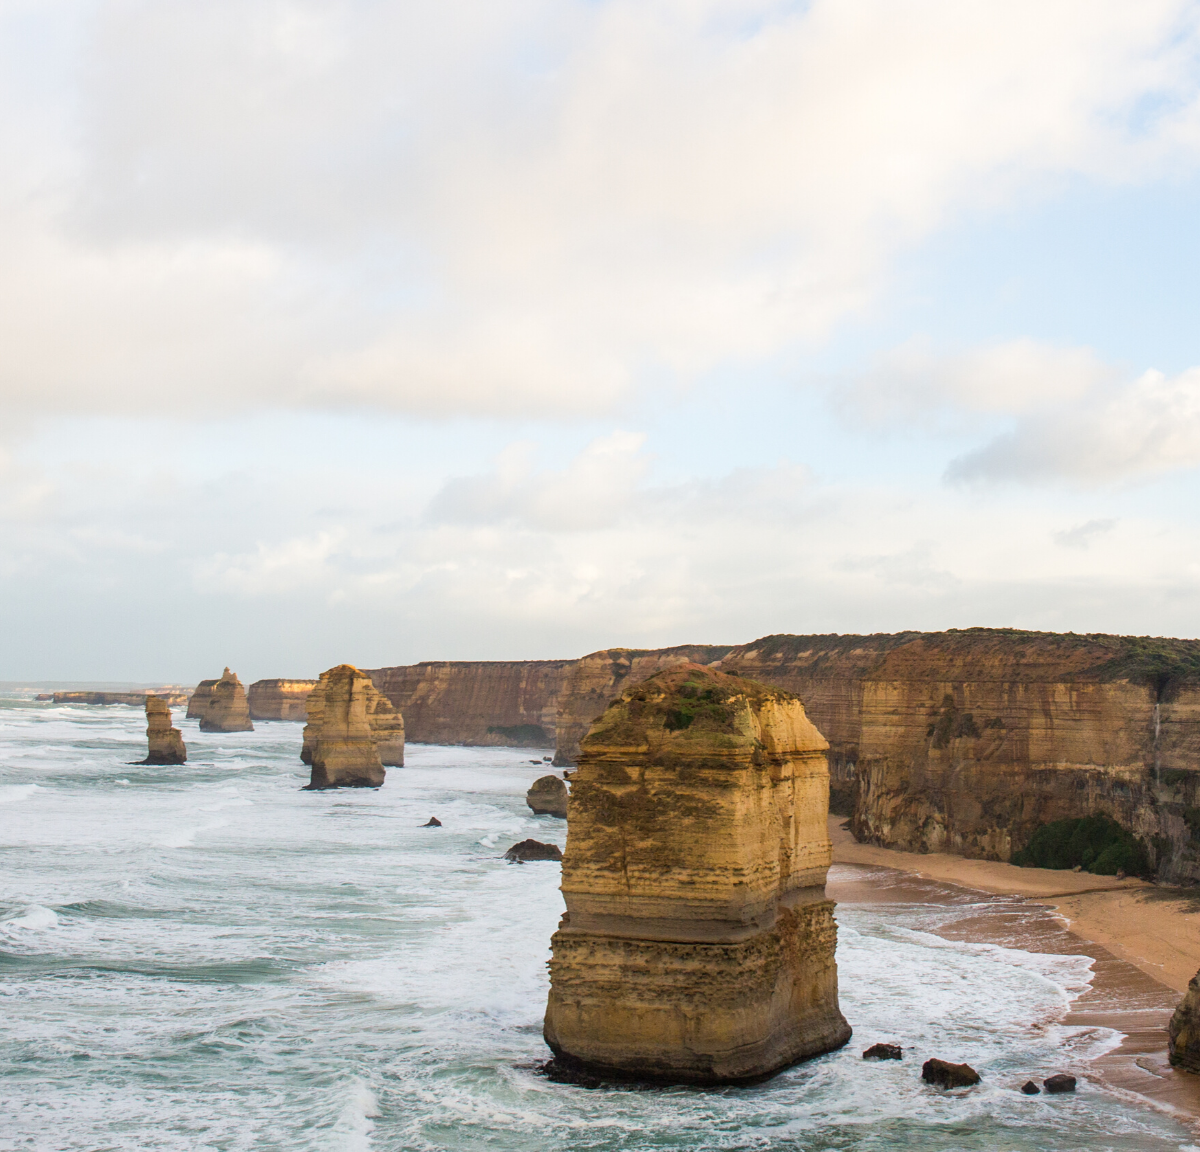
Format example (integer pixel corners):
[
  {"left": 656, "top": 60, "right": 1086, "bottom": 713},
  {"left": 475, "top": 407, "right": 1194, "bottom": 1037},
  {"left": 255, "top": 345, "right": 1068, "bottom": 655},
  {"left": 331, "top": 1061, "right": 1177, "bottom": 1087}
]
[
  {"left": 544, "top": 664, "right": 851, "bottom": 1084},
  {"left": 198, "top": 668, "right": 254, "bottom": 733},
  {"left": 304, "top": 665, "right": 388, "bottom": 789},
  {"left": 141, "top": 696, "right": 186, "bottom": 764},
  {"left": 186, "top": 680, "right": 216, "bottom": 720},
  {"left": 302, "top": 668, "right": 404, "bottom": 771},
  {"left": 247, "top": 679, "right": 318, "bottom": 721}
]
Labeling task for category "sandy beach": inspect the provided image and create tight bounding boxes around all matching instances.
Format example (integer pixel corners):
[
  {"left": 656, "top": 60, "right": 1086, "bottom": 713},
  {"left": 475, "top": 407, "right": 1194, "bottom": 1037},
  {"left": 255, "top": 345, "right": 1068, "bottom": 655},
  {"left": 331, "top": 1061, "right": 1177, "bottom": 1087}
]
[{"left": 829, "top": 816, "right": 1200, "bottom": 1122}]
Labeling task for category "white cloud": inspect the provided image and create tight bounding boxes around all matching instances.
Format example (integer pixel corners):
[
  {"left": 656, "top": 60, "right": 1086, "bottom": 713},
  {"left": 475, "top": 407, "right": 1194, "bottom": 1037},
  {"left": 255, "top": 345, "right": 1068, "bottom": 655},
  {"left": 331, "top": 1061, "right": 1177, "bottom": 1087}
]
[
  {"left": 2, "top": 1, "right": 1200, "bottom": 417},
  {"left": 948, "top": 365, "right": 1200, "bottom": 483},
  {"left": 1054, "top": 518, "right": 1117, "bottom": 549}
]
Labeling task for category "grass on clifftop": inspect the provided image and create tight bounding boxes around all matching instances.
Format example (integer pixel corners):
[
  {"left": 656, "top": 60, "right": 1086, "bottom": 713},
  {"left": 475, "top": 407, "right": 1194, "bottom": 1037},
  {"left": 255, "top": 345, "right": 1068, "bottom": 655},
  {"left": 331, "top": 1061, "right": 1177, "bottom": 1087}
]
[{"left": 1012, "top": 814, "right": 1151, "bottom": 878}]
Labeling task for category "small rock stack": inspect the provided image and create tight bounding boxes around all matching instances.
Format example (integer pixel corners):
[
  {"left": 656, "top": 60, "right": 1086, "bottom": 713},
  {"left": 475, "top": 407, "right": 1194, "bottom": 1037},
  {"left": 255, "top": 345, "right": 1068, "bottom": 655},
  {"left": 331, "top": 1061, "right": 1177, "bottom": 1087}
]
[
  {"left": 302, "top": 665, "right": 404, "bottom": 788},
  {"left": 526, "top": 775, "right": 568, "bottom": 818},
  {"left": 544, "top": 663, "right": 851, "bottom": 1084},
  {"left": 141, "top": 696, "right": 187, "bottom": 764},
  {"left": 1170, "top": 969, "right": 1200, "bottom": 1072},
  {"left": 196, "top": 668, "right": 254, "bottom": 733}
]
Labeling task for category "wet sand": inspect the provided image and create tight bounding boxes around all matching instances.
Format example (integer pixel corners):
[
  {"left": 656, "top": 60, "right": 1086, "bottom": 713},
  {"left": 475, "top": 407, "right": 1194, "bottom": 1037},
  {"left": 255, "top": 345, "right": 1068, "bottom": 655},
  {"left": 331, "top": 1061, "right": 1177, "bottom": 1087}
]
[{"left": 828, "top": 817, "right": 1200, "bottom": 1124}]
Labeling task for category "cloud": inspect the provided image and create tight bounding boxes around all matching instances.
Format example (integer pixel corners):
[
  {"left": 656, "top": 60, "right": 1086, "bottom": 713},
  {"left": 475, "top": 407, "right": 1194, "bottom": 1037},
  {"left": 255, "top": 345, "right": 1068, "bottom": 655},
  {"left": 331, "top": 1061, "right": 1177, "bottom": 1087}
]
[
  {"left": 948, "top": 365, "right": 1200, "bottom": 483},
  {"left": 2, "top": 1, "right": 1200, "bottom": 417},
  {"left": 1054, "top": 518, "right": 1117, "bottom": 549}
]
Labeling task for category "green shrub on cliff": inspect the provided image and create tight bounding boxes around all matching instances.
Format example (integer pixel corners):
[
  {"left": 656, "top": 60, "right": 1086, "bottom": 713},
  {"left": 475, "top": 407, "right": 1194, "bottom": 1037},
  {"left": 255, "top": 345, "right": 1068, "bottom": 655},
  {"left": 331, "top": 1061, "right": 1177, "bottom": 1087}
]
[{"left": 1012, "top": 814, "right": 1150, "bottom": 877}]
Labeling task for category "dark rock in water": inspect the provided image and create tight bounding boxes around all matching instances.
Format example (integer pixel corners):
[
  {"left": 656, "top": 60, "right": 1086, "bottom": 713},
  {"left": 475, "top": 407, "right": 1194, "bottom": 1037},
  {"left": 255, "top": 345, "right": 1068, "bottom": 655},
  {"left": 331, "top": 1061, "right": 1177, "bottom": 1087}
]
[
  {"left": 539, "top": 1057, "right": 604, "bottom": 1089},
  {"left": 1043, "top": 1073, "right": 1076, "bottom": 1093},
  {"left": 1169, "top": 968, "right": 1200, "bottom": 1072},
  {"left": 862, "top": 1043, "right": 902, "bottom": 1060},
  {"left": 527, "top": 774, "right": 569, "bottom": 818},
  {"left": 1021, "top": 1080, "right": 1040, "bottom": 1094},
  {"left": 543, "top": 756, "right": 552, "bottom": 762},
  {"left": 530, "top": 759, "right": 542, "bottom": 764},
  {"left": 922, "top": 1058, "right": 980, "bottom": 1088},
  {"left": 422, "top": 817, "right": 442, "bottom": 827},
  {"left": 504, "top": 839, "right": 563, "bottom": 862}
]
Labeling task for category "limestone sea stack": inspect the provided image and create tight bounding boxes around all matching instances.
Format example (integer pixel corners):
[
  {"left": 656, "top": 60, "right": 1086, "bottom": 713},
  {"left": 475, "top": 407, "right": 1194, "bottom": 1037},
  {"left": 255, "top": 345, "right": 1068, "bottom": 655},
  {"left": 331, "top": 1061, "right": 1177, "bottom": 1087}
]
[
  {"left": 198, "top": 668, "right": 254, "bottom": 732},
  {"left": 544, "top": 664, "right": 851, "bottom": 1085},
  {"left": 302, "top": 668, "right": 404, "bottom": 769},
  {"left": 141, "top": 696, "right": 186, "bottom": 764},
  {"left": 186, "top": 680, "right": 216, "bottom": 719},
  {"left": 1169, "top": 970, "right": 1200, "bottom": 1072},
  {"left": 304, "top": 665, "right": 387, "bottom": 789}
]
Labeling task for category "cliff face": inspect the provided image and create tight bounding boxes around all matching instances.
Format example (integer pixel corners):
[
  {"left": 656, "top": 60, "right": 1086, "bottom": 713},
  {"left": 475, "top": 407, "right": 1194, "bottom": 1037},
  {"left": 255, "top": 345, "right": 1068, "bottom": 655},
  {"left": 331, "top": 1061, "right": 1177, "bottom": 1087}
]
[
  {"left": 305, "top": 665, "right": 386, "bottom": 789},
  {"left": 551, "top": 645, "right": 734, "bottom": 766},
  {"left": 142, "top": 696, "right": 186, "bottom": 764},
  {"left": 364, "top": 660, "right": 570, "bottom": 746},
  {"left": 186, "top": 681, "right": 216, "bottom": 719},
  {"left": 198, "top": 668, "right": 254, "bottom": 733},
  {"left": 544, "top": 664, "right": 850, "bottom": 1084},
  {"left": 1170, "top": 970, "right": 1200, "bottom": 1073},
  {"left": 722, "top": 630, "right": 1200, "bottom": 884},
  {"left": 247, "top": 679, "right": 317, "bottom": 721},
  {"left": 52, "top": 689, "right": 189, "bottom": 707}
]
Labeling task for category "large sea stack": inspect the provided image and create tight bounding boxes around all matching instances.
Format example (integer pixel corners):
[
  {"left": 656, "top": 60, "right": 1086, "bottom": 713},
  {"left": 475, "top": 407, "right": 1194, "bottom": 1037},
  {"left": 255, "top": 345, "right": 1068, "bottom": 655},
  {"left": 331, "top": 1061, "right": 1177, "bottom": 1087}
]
[
  {"left": 198, "top": 668, "right": 254, "bottom": 732},
  {"left": 302, "top": 668, "right": 404, "bottom": 771},
  {"left": 141, "top": 696, "right": 186, "bottom": 764},
  {"left": 186, "top": 680, "right": 216, "bottom": 719},
  {"left": 544, "top": 664, "right": 851, "bottom": 1084},
  {"left": 304, "top": 665, "right": 387, "bottom": 789}
]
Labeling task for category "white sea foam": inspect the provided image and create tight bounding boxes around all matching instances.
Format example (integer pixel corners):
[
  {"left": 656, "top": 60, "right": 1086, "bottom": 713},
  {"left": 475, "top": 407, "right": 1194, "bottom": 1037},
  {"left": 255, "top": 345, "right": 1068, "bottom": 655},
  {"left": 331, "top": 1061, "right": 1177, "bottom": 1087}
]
[
  {"left": 1, "top": 903, "right": 59, "bottom": 930},
  {"left": 0, "top": 782, "right": 40, "bottom": 802}
]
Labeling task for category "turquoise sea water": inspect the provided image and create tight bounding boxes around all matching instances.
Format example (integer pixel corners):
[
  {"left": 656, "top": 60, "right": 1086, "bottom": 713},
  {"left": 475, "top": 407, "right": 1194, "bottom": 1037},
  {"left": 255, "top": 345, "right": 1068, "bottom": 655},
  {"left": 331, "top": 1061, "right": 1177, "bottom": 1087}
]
[{"left": 0, "top": 695, "right": 1196, "bottom": 1151}]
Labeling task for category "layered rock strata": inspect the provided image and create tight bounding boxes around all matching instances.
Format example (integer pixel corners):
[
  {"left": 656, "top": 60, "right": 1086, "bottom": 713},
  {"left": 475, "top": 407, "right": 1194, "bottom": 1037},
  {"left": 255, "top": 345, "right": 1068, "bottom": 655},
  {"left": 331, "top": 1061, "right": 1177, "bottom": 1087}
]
[
  {"left": 550, "top": 646, "right": 734, "bottom": 766},
  {"left": 198, "top": 668, "right": 254, "bottom": 732},
  {"left": 141, "top": 696, "right": 186, "bottom": 764},
  {"left": 719, "top": 629, "right": 1200, "bottom": 883},
  {"left": 302, "top": 669, "right": 405, "bottom": 769},
  {"left": 52, "top": 689, "right": 188, "bottom": 707},
  {"left": 544, "top": 664, "right": 851, "bottom": 1085},
  {"left": 186, "top": 680, "right": 217, "bottom": 719},
  {"left": 527, "top": 774, "right": 568, "bottom": 817},
  {"left": 247, "top": 679, "right": 318, "bottom": 721}
]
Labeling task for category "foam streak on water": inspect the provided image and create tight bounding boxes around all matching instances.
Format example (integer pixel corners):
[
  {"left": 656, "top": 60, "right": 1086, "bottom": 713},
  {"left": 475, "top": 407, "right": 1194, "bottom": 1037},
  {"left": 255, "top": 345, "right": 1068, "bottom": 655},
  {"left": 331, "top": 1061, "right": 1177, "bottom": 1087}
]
[{"left": 0, "top": 696, "right": 1196, "bottom": 1151}]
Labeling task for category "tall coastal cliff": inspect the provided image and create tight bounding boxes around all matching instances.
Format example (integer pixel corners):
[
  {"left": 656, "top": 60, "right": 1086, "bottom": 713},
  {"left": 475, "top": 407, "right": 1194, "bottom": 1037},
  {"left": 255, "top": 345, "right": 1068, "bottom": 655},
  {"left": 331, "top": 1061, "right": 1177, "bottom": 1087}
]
[
  {"left": 721, "top": 630, "right": 1200, "bottom": 884},
  {"left": 364, "top": 660, "right": 570, "bottom": 747},
  {"left": 247, "top": 679, "right": 317, "bottom": 721}
]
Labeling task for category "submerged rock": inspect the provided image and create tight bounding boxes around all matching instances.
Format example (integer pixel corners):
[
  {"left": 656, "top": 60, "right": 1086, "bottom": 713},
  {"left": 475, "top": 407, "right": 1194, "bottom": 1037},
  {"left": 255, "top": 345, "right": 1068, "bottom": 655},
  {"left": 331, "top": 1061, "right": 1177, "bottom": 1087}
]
[
  {"left": 304, "top": 665, "right": 386, "bottom": 790},
  {"left": 526, "top": 775, "right": 568, "bottom": 818},
  {"left": 422, "top": 817, "right": 442, "bottom": 827},
  {"left": 505, "top": 839, "right": 563, "bottom": 862},
  {"left": 1043, "top": 1073, "right": 1076, "bottom": 1094},
  {"left": 198, "top": 669, "right": 254, "bottom": 733},
  {"left": 862, "top": 1043, "right": 902, "bottom": 1061},
  {"left": 921, "top": 1059, "right": 981, "bottom": 1089},
  {"left": 1021, "top": 1080, "right": 1040, "bottom": 1094},
  {"left": 1170, "top": 970, "right": 1200, "bottom": 1072},
  {"left": 544, "top": 663, "right": 851, "bottom": 1086},
  {"left": 140, "top": 696, "right": 186, "bottom": 764}
]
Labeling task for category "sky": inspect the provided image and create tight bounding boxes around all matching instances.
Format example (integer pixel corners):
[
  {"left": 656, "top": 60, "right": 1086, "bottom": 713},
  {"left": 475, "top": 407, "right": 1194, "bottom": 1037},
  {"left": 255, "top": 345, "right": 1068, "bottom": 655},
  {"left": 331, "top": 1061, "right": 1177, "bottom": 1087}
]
[{"left": 4, "top": 0, "right": 1200, "bottom": 682}]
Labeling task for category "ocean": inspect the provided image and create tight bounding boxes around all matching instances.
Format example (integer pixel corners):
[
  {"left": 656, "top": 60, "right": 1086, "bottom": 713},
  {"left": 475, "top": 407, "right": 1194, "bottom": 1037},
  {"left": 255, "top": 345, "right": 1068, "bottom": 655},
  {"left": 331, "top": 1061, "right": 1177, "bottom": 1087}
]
[{"left": 1, "top": 695, "right": 1196, "bottom": 1151}]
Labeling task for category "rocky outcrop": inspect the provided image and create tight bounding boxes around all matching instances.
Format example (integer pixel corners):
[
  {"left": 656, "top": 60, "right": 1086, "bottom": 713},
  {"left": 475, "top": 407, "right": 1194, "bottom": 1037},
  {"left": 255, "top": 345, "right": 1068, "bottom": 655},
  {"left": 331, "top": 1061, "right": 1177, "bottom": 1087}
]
[
  {"left": 527, "top": 775, "right": 568, "bottom": 817},
  {"left": 1169, "top": 970, "right": 1200, "bottom": 1072},
  {"left": 544, "top": 664, "right": 851, "bottom": 1085},
  {"left": 302, "top": 669, "right": 404, "bottom": 769},
  {"left": 364, "top": 660, "right": 570, "bottom": 746},
  {"left": 140, "top": 696, "right": 186, "bottom": 764},
  {"left": 862, "top": 1043, "right": 902, "bottom": 1060},
  {"left": 52, "top": 689, "right": 188, "bottom": 707},
  {"left": 505, "top": 839, "right": 563, "bottom": 862},
  {"left": 304, "top": 665, "right": 386, "bottom": 789},
  {"left": 198, "top": 668, "right": 254, "bottom": 732},
  {"left": 247, "top": 679, "right": 318, "bottom": 721},
  {"left": 1043, "top": 1073, "right": 1076, "bottom": 1093},
  {"left": 186, "top": 680, "right": 216, "bottom": 719},
  {"left": 922, "top": 1058, "right": 980, "bottom": 1088},
  {"left": 551, "top": 646, "right": 733, "bottom": 766},
  {"left": 719, "top": 629, "right": 1200, "bottom": 884}
]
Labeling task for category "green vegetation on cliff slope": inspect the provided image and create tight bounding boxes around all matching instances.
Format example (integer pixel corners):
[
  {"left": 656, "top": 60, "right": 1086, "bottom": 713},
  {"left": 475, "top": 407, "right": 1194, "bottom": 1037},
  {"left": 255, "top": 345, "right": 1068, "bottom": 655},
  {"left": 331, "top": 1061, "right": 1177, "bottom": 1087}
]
[{"left": 1012, "top": 814, "right": 1151, "bottom": 877}]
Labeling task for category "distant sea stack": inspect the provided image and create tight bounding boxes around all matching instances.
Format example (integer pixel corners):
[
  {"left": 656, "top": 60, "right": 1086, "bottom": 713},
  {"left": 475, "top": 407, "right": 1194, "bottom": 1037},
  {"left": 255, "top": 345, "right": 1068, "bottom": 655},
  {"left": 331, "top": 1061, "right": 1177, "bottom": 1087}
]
[
  {"left": 140, "top": 696, "right": 186, "bottom": 764},
  {"left": 247, "top": 679, "right": 318, "bottom": 721},
  {"left": 52, "top": 689, "right": 189, "bottom": 707},
  {"left": 303, "top": 665, "right": 387, "bottom": 789},
  {"left": 302, "top": 667, "right": 404, "bottom": 771},
  {"left": 186, "top": 680, "right": 217, "bottom": 719},
  {"left": 198, "top": 668, "right": 254, "bottom": 733},
  {"left": 543, "top": 664, "right": 851, "bottom": 1085}
]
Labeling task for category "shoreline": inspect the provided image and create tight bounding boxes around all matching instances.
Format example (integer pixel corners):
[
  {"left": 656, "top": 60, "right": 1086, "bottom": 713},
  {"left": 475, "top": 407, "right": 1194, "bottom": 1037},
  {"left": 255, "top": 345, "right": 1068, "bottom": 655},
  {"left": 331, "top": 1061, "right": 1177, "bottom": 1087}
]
[{"left": 828, "top": 816, "right": 1200, "bottom": 1123}]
